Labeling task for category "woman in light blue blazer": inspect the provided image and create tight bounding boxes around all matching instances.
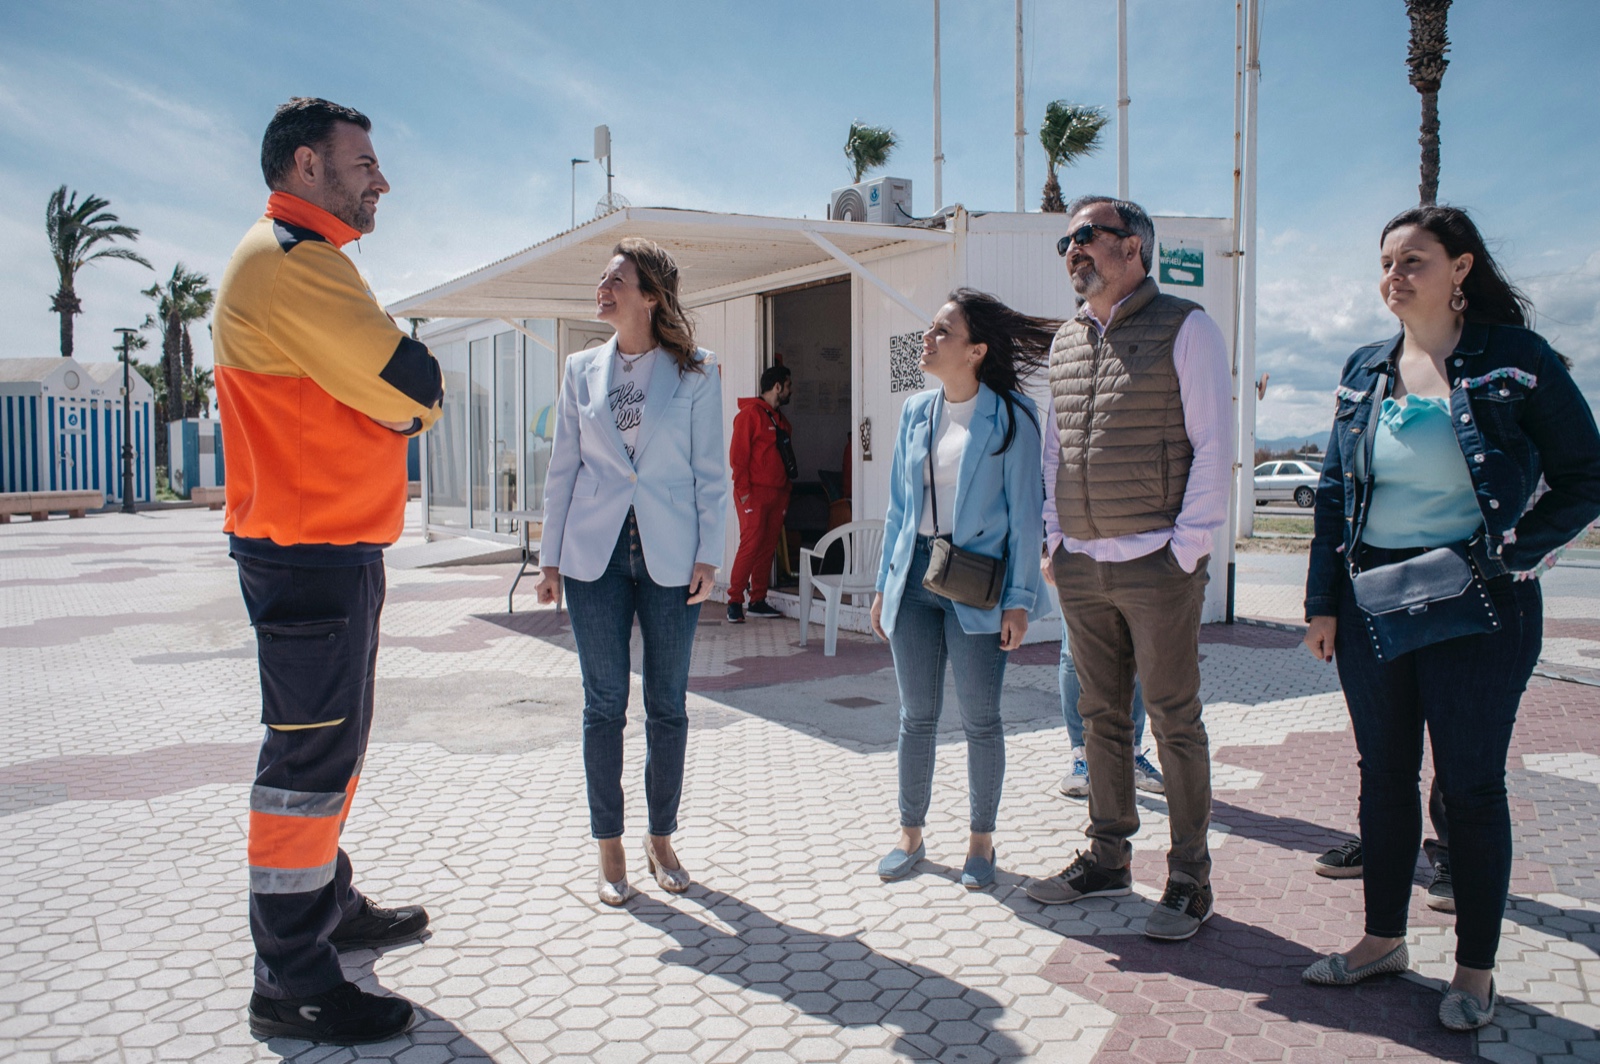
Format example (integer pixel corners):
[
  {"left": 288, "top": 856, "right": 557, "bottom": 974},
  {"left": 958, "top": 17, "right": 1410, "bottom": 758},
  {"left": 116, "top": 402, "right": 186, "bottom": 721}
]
[
  {"left": 870, "top": 289, "right": 1057, "bottom": 890},
  {"left": 535, "top": 238, "right": 727, "bottom": 907}
]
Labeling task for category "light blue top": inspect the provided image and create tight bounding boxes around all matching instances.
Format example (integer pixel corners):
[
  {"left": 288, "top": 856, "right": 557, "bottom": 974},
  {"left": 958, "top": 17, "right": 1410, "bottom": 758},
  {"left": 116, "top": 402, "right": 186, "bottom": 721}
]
[
  {"left": 874, "top": 384, "right": 1051, "bottom": 636},
  {"left": 1363, "top": 395, "right": 1484, "bottom": 549}
]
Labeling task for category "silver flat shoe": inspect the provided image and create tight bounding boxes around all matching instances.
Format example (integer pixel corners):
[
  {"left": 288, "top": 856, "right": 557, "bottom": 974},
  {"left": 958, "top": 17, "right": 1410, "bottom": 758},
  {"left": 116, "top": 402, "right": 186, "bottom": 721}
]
[
  {"left": 643, "top": 838, "right": 691, "bottom": 894},
  {"left": 1439, "top": 979, "right": 1495, "bottom": 1031},
  {"left": 597, "top": 873, "right": 636, "bottom": 907},
  {"left": 1302, "top": 942, "right": 1410, "bottom": 985}
]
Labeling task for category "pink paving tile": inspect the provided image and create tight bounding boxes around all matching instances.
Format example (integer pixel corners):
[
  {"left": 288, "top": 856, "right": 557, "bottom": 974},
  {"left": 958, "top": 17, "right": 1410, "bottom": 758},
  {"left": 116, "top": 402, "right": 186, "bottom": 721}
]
[
  {"left": 1029, "top": 672, "right": 1600, "bottom": 1062},
  {"left": 0, "top": 742, "right": 258, "bottom": 801}
]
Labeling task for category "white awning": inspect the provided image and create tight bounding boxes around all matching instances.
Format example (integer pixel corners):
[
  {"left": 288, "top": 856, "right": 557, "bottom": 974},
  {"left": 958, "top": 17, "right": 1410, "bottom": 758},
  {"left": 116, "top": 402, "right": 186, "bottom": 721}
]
[{"left": 386, "top": 207, "right": 954, "bottom": 321}]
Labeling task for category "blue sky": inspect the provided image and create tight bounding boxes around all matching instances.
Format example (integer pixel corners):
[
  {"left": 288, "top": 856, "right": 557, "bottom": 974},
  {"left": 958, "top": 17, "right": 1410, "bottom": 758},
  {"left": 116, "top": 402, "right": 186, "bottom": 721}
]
[{"left": 2, "top": 0, "right": 1596, "bottom": 438}]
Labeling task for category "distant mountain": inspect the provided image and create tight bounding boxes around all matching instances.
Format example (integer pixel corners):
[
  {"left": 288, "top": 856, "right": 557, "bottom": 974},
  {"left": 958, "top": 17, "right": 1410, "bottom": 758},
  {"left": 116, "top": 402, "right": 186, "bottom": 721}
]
[{"left": 1255, "top": 432, "right": 1330, "bottom": 453}]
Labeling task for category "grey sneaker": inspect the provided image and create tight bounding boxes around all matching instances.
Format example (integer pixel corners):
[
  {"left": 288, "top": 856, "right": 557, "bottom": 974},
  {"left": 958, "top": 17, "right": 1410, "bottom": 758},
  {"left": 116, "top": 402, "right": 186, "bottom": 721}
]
[
  {"left": 1133, "top": 751, "right": 1165, "bottom": 794},
  {"left": 1024, "top": 851, "right": 1132, "bottom": 904},
  {"left": 1425, "top": 860, "right": 1455, "bottom": 913},
  {"left": 1144, "top": 871, "right": 1213, "bottom": 941},
  {"left": 1059, "top": 747, "right": 1090, "bottom": 798}
]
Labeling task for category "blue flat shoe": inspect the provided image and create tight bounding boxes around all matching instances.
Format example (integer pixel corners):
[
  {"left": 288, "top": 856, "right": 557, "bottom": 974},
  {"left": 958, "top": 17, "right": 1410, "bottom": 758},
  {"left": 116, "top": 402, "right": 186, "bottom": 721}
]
[
  {"left": 961, "top": 848, "right": 998, "bottom": 890},
  {"left": 877, "top": 843, "right": 925, "bottom": 881}
]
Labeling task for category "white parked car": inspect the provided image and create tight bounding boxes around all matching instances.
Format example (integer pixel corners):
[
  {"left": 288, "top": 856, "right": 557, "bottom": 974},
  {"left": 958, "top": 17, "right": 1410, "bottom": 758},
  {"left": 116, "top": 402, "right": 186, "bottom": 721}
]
[{"left": 1254, "top": 459, "right": 1322, "bottom": 508}]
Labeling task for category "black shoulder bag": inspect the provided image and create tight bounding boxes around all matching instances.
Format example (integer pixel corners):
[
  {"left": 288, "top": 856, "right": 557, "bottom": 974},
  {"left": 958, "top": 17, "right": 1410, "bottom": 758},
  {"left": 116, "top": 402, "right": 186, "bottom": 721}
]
[
  {"left": 920, "top": 393, "right": 1006, "bottom": 611},
  {"left": 1347, "top": 370, "right": 1500, "bottom": 660}
]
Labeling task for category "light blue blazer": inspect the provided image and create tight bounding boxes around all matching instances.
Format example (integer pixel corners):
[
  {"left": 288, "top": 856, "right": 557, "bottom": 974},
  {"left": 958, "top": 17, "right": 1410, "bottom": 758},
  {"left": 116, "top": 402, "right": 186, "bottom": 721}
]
[
  {"left": 875, "top": 383, "right": 1050, "bottom": 637},
  {"left": 541, "top": 339, "right": 727, "bottom": 586}
]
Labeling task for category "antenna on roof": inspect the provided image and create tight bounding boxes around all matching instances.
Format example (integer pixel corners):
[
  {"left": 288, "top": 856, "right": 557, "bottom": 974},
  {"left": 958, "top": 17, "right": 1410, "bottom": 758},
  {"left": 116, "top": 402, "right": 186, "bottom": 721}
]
[{"left": 593, "top": 125, "right": 626, "bottom": 217}]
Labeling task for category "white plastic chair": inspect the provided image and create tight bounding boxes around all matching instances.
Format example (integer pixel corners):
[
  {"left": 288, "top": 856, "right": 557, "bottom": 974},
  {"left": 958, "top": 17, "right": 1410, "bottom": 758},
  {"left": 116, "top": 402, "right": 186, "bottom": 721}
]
[{"left": 797, "top": 520, "right": 886, "bottom": 656}]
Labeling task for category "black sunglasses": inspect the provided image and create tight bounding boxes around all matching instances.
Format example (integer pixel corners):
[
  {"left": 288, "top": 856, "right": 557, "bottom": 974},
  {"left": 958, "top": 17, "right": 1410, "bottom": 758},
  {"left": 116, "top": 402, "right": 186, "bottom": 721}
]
[{"left": 1056, "top": 223, "right": 1135, "bottom": 257}]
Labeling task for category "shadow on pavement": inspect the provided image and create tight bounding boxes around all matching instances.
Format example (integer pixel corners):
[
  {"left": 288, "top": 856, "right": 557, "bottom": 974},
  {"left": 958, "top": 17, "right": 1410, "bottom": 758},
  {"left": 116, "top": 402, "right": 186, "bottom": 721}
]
[
  {"left": 635, "top": 887, "right": 1027, "bottom": 1060},
  {"left": 1039, "top": 912, "right": 1483, "bottom": 1061},
  {"left": 260, "top": 949, "right": 496, "bottom": 1063}
]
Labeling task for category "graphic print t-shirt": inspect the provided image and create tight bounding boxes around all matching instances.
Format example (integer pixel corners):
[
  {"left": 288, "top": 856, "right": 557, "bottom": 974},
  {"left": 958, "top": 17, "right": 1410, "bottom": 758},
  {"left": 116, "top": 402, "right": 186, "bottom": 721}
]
[{"left": 609, "top": 349, "right": 660, "bottom": 459}]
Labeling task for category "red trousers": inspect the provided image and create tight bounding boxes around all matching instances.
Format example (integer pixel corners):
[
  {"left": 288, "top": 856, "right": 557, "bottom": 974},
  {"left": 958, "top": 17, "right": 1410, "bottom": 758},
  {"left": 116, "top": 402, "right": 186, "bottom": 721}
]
[{"left": 728, "top": 487, "right": 789, "bottom": 604}]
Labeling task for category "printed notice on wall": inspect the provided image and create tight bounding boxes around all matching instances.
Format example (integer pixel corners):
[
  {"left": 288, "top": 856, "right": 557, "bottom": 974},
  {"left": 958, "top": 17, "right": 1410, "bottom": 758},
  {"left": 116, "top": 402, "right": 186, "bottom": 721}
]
[{"left": 1158, "top": 241, "right": 1205, "bottom": 287}]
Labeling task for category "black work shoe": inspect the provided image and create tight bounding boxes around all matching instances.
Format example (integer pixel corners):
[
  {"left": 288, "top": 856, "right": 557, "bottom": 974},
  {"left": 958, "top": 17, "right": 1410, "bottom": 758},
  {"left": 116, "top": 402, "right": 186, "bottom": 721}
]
[
  {"left": 726, "top": 602, "right": 745, "bottom": 624},
  {"left": 745, "top": 599, "right": 782, "bottom": 619},
  {"left": 329, "top": 898, "right": 429, "bottom": 950},
  {"left": 1024, "top": 850, "right": 1133, "bottom": 904},
  {"left": 1314, "top": 839, "right": 1363, "bottom": 879},
  {"left": 248, "top": 981, "right": 413, "bottom": 1045},
  {"left": 1144, "top": 871, "right": 1213, "bottom": 941},
  {"left": 1426, "top": 860, "right": 1456, "bottom": 913}
]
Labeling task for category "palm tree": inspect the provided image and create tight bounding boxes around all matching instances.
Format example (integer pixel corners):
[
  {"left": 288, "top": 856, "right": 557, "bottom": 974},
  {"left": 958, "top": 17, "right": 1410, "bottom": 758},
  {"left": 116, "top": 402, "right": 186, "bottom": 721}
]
[
  {"left": 1405, "top": 0, "right": 1453, "bottom": 205},
  {"left": 843, "top": 122, "right": 897, "bottom": 184},
  {"left": 46, "top": 186, "right": 152, "bottom": 357},
  {"left": 186, "top": 366, "right": 216, "bottom": 419},
  {"left": 142, "top": 264, "right": 215, "bottom": 423},
  {"left": 1038, "top": 101, "right": 1109, "bottom": 213}
]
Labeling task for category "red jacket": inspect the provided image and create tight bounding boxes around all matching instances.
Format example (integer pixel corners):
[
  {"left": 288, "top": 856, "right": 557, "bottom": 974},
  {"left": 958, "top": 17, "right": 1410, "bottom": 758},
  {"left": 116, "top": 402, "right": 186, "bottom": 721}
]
[{"left": 730, "top": 397, "right": 793, "bottom": 497}]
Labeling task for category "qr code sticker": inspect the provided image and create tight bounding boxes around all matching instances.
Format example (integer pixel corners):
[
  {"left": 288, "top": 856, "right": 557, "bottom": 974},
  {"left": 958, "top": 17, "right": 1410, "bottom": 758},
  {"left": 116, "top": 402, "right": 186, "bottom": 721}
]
[{"left": 889, "top": 331, "right": 926, "bottom": 393}]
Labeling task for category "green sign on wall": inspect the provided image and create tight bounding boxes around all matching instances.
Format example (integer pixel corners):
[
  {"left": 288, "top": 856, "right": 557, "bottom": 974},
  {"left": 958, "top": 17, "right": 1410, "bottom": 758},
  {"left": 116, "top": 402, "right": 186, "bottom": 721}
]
[{"left": 1158, "top": 241, "right": 1205, "bottom": 287}]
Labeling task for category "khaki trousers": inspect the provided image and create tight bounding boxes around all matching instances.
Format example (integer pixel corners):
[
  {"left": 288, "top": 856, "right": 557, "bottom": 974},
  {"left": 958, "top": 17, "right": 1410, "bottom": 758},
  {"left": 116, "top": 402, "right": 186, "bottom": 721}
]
[{"left": 1052, "top": 545, "right": 1212, "bottom": 884}]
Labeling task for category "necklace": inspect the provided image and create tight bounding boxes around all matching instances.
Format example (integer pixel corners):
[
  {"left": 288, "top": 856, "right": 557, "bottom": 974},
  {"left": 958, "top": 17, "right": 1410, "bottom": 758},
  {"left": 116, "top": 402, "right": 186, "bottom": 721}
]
[{"left": 618, "top": 348, "right": 651, "bottom": 373}]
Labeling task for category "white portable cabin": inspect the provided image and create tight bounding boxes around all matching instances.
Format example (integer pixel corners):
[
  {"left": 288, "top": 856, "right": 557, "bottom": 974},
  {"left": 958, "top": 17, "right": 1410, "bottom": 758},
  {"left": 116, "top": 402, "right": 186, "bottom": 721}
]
[
  {"left": 0, "top": 357, "right": 155, "bottom": 503},
  {"left": 390, "top": 206, "right": 1237, "bottom": 629}
]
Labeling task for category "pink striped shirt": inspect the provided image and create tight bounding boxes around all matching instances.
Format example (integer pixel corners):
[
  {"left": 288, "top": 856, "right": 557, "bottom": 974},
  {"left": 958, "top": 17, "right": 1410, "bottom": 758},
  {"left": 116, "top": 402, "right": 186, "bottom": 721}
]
[{"left": 1042, "top": 295, "right": 1234, "bottom": 573}]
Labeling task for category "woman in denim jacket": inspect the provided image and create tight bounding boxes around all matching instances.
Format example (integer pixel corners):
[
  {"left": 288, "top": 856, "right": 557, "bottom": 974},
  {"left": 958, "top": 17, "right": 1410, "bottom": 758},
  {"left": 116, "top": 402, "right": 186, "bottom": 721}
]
[
  {"left": 870, "top": 289, "right": 1054, "bottom": 891},
  {"left": 1300, "top": 206, "right": 1600, "bottom": 1030}
]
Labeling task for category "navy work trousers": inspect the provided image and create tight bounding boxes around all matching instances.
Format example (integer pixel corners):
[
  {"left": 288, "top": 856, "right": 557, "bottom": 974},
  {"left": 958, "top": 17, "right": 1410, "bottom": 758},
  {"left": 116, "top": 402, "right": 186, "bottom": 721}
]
[{"left": 235, "top": 555, "right": 385, "bottom": 998}]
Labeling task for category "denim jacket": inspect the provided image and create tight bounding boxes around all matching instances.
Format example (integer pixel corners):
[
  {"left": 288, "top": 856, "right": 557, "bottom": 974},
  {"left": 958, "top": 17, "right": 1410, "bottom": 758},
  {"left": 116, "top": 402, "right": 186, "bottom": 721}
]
[{"left": 1304, "top": 322, "right": 1600, "bottom": 620}]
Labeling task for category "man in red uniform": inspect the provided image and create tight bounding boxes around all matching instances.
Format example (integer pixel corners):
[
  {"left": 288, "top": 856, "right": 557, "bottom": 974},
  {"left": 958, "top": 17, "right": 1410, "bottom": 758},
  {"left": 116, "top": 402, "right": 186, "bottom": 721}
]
[
  {"left": 726, "top": 365, "right": 795, "bottom": 622},
  {"left": 216, "top": 97, "right": 443, "bottom": 1045}
]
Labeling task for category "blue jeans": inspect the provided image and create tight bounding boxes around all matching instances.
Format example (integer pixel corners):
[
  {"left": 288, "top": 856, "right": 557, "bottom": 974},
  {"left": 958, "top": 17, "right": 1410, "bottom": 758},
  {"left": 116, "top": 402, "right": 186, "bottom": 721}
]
[
  {"left": 1060, "top": 628, "right": 1145, "bottom": 749},
  {"left": 563, "top": 512, "right": 701, "bottom": 840},
  {"left": 888, "top": 537, "right": 1009, "bottom": 834},
  {"left": 1334, "top": 550, "right": 1541, "bottom": 970}
]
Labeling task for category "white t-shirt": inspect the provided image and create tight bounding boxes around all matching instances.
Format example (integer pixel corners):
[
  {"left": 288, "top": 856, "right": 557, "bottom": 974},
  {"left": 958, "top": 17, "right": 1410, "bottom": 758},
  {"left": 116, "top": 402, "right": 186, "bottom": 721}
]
[
  {"left": 919, "top": 392, "right": 977, "bottom": 536},
  {"left": 609, "top": 348, "right": 660, "bottom": 458}
]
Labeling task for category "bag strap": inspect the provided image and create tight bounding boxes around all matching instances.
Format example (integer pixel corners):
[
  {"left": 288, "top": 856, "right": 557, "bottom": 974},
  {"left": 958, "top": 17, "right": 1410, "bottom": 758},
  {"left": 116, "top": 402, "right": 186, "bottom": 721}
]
[
  {"left": 926, "top": 392, "right": 943, "bottom": 537},
  {"left": 1348, "top": 366, "right": 1391, "bottom": 573}
]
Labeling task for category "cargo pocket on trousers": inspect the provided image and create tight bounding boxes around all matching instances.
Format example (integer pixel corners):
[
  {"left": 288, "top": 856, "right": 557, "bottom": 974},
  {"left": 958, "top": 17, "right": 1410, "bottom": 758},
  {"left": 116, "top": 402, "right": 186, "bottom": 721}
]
[{"left": 254, "top": 619, "right": 354, "bottom": 728}]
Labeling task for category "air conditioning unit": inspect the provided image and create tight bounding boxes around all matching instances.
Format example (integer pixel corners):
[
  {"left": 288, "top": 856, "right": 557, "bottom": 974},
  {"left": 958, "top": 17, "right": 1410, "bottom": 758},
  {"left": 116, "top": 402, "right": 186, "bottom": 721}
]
[{"left": 828, "top": 177, "right": 913, "bottom": 224}]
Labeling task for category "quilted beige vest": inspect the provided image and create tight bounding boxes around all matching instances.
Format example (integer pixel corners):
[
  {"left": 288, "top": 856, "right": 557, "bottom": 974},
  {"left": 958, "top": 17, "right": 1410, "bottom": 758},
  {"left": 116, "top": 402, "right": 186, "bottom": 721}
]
[{"left": 1049, "top": 277, "right": 1202, "bottom": 539}]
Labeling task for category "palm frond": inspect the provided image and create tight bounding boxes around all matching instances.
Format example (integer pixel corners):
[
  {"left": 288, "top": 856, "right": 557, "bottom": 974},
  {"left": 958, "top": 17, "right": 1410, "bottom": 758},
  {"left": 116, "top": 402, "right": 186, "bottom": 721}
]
[
  {"left": 1039, "top": 101, "right": 1109, "bottom": 173},
  {"left": 84, "top": 247, "right": 154, "bottom": 269},
  {"left": 843, "top": 121, "right": 898, "bottom": 184}
]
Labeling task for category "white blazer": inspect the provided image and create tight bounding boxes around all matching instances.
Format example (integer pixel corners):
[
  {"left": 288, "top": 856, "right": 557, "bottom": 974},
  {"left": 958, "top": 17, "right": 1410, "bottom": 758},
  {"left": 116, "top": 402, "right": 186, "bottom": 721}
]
[{"left": 541, "top": 339, "right": 727, "bottom": 586}]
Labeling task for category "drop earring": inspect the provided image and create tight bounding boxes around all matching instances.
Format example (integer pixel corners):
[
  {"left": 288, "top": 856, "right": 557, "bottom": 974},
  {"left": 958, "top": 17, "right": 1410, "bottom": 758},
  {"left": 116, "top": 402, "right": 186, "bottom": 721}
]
[{"left": 1450, "top": 284, "right": 1468, "bottom": 313}]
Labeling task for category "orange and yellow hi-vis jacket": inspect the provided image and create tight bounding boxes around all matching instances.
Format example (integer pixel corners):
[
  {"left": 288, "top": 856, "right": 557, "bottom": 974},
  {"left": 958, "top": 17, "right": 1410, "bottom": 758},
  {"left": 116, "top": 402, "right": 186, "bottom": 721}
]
[{"left": 214, "top": 193, "right": 442, "bottom": 562}]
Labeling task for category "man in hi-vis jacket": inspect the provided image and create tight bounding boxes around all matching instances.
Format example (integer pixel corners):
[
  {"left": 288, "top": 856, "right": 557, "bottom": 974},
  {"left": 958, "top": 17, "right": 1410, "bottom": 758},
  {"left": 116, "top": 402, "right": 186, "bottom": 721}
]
[{"left": 215, "top": 97, "right": 443, "bottom": 1046}]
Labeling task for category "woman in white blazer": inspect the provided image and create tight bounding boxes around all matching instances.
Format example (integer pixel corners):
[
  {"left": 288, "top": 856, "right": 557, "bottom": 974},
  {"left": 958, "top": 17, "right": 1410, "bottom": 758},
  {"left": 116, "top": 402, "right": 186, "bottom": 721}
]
[
  {"left": 870, "top": 289, "right": 1057, "bottom": 890},
  {"left": 535, "top": 238, "right": 727, "bottom": 906}
]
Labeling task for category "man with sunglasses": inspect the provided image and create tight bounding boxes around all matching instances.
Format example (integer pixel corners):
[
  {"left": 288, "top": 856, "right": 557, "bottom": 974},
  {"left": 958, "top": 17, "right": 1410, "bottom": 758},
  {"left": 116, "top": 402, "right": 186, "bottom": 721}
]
[{"left": 1025, "top": 196, "right": 1233, "bottom": 943}]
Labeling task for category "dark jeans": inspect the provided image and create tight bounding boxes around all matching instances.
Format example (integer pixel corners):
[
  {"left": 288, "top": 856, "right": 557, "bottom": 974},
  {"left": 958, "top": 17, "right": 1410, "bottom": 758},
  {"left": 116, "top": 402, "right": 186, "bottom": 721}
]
[
  {"left": 235, "top": 555, "right": 383, "bottom": 998},
  {"left": 564, "top": 512, "right": 701, "bottom": 840},
  {"left": 888, "top": 537, "right": 1009, "bottom": 834},
  {"left": 1334, "top": 550, "right": 1541, "bottom": 970}
]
